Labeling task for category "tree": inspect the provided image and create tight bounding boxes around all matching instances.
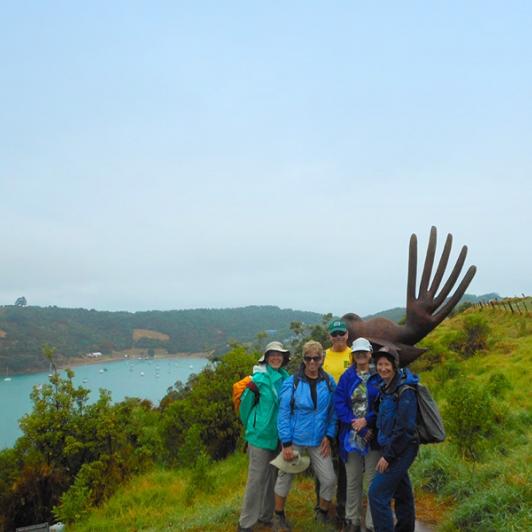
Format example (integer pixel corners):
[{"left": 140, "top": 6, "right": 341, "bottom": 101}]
[{"left": 14, "top": 296, "right": 27, "bottom": 307}]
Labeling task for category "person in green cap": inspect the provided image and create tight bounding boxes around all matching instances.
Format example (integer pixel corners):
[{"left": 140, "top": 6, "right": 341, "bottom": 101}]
[
  {"left": 323, "top": 319, "right": 352, "bottom": 383},
  {"left": 321, "top": 318, "right": 352, "bottom": 526},
  {"left": 237, "top": 341, "right": 291, "bottom": 532}
]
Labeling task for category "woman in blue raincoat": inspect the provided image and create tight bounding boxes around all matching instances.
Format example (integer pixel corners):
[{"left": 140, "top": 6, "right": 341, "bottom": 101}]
[
  {"left": 369, "top": 346, "right": 419, "bottom": 532},
  {"left": 335, "top": 337, "right": 382, "bottom": 532}
]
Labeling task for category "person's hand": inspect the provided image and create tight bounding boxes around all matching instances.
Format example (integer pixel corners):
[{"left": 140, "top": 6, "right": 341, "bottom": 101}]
[
  {"left": 282, "top": 445, "right": 295, "bottom": 461},
  {"left": 319, "top": 437, "right": 331, "bottom": 458},
  {"left": 364, "top": 429, "right": 374, "bottom": 442},
  {"left": 376, "top": 457, "right": 389, "bottom": 473},
  {"left": 352, "top": 417, "right": 367, "bottom": 432}
]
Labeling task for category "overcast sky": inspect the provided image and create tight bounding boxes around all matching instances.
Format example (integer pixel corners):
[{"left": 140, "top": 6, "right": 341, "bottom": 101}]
[{"left": 1, "top": 2, "right": 530, "bottom": 317}]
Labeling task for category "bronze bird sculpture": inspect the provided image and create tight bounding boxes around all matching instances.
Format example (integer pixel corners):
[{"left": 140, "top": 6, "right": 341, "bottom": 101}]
[{"left": 343, "top": 226, "right": 477, "bottom": 366}]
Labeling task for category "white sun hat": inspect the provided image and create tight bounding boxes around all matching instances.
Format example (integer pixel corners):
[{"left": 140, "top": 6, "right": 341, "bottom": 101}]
[
  {"left": 270, "top": 450, "right": 310, "bottom": 474},
  {"left": 351, "top": 337, "right": 373, "bottom": 353}
]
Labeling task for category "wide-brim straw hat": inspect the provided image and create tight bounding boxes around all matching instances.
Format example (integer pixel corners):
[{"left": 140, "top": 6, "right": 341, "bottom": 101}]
[{"left": 270, "top": 450, "right": 310, "bottom": 474}]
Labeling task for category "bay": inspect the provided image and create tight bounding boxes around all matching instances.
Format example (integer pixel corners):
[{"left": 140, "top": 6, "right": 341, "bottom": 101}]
[{"left": 0, "top": 356, "right": 209, "bottom": 449}]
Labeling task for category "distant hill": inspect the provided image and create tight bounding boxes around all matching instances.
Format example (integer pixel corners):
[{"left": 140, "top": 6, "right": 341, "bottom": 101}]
[
  {"left": 0, "top": 293, "right": 501, "bottom": 373},
  {"left": 363, "top": 306, "right": 406, "bottom": 323},
  {"left": 363, "top": 292, "right": 500, "bottom": 323},
  {"left": 0, "top": 305, "right": 323, "bottom": 373}
]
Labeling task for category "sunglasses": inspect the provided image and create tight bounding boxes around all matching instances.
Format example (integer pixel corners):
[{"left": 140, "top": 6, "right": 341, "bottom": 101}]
[
  {"left": 303, "top": 355, "right": 321, "bottom": 362},
  {"left": 331, "top": 331, "right": 346, "bottom": 337}
]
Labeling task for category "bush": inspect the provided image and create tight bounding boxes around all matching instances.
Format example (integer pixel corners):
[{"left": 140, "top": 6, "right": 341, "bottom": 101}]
[
  {"left": 53, "top": 475, "right": 92, "bottom": 524},
  {"left": 160, "top": 345, "right": 257, "bottom": 463},
  {"left": 453, "top": 315, "right": 491, "bottom": 357},
  {"left": 184, "top": 451, "right": 213, "bottom": 503},
  {"left": 486, "top": 372, "right": 512, "bottom": 398},
  {"left": 431, "top": 358, "right": 462, "bottom": 387},
  {"left": 442, "top": 379, "right": 500, "bottom": 459}
]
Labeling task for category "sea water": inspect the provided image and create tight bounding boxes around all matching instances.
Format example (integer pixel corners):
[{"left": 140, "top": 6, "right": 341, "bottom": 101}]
[{"left": 0, "top": 357, "right": 209, "bottom": 449}]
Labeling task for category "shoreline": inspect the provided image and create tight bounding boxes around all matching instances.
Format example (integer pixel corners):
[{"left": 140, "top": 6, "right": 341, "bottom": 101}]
[{"left": 9, "top": 351, "right": 212, "bottom": 377}]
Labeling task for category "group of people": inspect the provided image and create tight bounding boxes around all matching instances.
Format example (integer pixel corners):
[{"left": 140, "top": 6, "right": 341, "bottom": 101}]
[{"left": 237, "top": 319, "right": 420, "bottom": 532}]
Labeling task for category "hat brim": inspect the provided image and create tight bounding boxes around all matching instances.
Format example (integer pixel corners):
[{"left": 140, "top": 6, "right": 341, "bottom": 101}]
[
  {"left": 270, "top": 451, "right": 310, "bottom": 474},
  {"left": 258, "top": 350, "right": 290, "bottom": 363}
]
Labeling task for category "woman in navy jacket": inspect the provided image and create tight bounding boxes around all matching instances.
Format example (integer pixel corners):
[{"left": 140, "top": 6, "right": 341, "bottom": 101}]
[
  {"left": 334, "top": 337, "right": 382, "bottom": 532},
  {"left": 369, "top": 346, "right": 419, "bottom": 532}
]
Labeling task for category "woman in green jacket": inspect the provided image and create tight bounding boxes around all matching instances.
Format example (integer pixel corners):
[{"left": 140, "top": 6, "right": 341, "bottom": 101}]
[{"left": 237, "top": 341, "right": 291, "bottom": 532}]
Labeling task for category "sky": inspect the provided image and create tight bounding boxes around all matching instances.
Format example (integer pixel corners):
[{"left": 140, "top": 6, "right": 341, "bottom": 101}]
[{"left": 1, "top": 2, "right": 531, "bottom": 317}]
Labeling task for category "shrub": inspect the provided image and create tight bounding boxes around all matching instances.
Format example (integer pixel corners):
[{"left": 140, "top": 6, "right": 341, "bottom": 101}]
[
  {"left": 431, "top": 358, "right": 462, "bottom": 387},
  {"left": 53, "top": 475, "right": 92, "bottom": 524},
  {"left": 442, "top": 379, "right": 500, "bottom": 459},
  {"left": 486, "top": 372, "right": 511, "bottom": 398},
  {"left": 453, "top": 315, "right": 491, "bottom": 357},
  {"left": 160, "top": 345, "right": 257, "bottom": 463},
  {"left": 184, "top": 450, "right": 213, "bottom": 504}
]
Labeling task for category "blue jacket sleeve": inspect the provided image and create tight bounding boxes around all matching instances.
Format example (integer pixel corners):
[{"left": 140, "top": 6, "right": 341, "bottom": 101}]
[
  {"left": 277, "top": 376, "right": 294, "bottom": 445},
  {"left": 334, "top": 373, "right": 355, "bottom": 424},
  {"left": 382, "top": 387, "right": 418, "bottom": 463}
]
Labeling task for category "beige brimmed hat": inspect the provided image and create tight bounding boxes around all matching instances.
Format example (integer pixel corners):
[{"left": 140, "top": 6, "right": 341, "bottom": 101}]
[
  {"left": 270, "top": 450, "right": 310, "bottom": 474},
  {"left": 258, "top": 341, "right": 290, "bottom": 363}
]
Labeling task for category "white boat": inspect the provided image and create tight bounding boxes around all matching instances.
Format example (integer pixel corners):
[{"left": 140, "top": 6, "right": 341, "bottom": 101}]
[
  {"left": 140, "top": 371, "right": 145, "bottom": 376},
  {"left": 189, "top": 364, "right": 193, "bottom": 369},
  {"left": 4, "top": 367, "right": 11, "bottom": 381}
]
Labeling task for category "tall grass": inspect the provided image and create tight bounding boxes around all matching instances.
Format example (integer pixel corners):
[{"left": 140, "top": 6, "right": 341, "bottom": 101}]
[{"left": 409, "top": 305, "right": 531, "bottom": 531}]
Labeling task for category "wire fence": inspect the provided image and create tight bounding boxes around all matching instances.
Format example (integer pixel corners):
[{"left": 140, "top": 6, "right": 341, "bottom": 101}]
[{"left": 473, "top": 295, "right": 530, "bottom": 315}]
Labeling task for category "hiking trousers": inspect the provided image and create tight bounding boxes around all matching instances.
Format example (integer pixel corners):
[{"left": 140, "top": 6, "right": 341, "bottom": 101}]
[
  {"left": 345, "top": 448, "right": 380, "bottom": 529},
  {"left": 274, "top": 444, "right": 336, "bottom": 501},
  {"left": 239, "top": 444, "right": 278, "bottom": 528},
  {"left": 368, "top": 443, "right": 418, "bottom": 532}
]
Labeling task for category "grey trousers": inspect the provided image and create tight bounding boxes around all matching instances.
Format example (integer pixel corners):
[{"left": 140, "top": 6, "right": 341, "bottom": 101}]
[
  {"left": 239, "top": 444, "right": 278, "bottom": 528},
  {"left": 274, "top": 445, "right": 337, "bottom": 501},
  {"left": 345, "top": 449, "right": 380, "bottom": 528}
]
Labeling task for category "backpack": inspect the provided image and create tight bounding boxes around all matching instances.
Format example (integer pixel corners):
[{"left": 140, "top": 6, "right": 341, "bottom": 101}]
[
  {"left": 290, "top": 372, "right": 334, "bottom": 414},
  {"left": 397, "top": 383, "right": 445, "bottom": 444},
  {"left": 232, "top": 375, "right": 259, "bottom": 414}
]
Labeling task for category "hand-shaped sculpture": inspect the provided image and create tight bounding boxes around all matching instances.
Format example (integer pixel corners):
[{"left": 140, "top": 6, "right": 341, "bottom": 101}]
[{"left": 343, "top": 227, "right": 477, "bottom": 366}]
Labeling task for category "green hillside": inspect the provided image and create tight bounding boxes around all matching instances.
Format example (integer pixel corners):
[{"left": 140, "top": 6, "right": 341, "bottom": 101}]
[
  {"left": 0, "top": 305, "right": 322, "bottom": 373},
  {"left": 65, "top": 300, "right": 531, "bottom": 531}
]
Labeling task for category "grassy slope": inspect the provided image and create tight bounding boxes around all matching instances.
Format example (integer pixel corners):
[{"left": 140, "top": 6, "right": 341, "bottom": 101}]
[
  {"left": 68, "top": 452, "right": 339, "bottom": 532},
  {"left": 71, "top": 304, "right": 531, "bottom": 531},
  {"left": 409, "top": 303, "right": 531, "bottom": 531}
]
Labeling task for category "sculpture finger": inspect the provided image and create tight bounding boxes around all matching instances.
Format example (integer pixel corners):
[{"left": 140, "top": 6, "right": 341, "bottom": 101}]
[
  {"left": 433, "top": 265, "right": 477, "bottom": 324},
  {"left": 407, "top": 233, "right": 418, "bottom": 302},
  {"left": 433, "top": 245, "right": 468, "bottom": 308},
  {"left": 428, "top": 233, "right": 452, "bottom": 296},
  {"left": 419, "top": 226, "right": 437, "bottom": 295}
]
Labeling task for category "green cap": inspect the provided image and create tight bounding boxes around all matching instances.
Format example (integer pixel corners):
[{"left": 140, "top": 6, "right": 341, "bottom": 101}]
[{"left": 327, "top": 319, "right": 347, "bottom": 334}]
